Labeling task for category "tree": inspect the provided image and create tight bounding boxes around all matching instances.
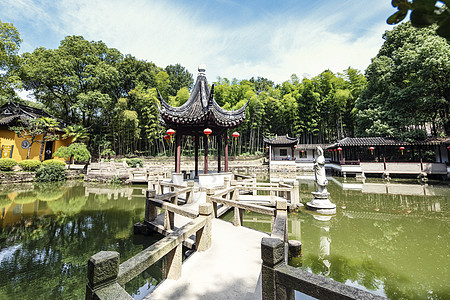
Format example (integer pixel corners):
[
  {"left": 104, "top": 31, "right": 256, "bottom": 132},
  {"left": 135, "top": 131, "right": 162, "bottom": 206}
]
[
  {"left": 165, "top": 64, "right": 194, "bottom": 96},
  {"left": 388, "top": 0, "right": 450, "bottom": 41},
  {"left": 19, "top": 36, "right": 122, "bottom": 127},
  {"left": 0, "top": 20, "right": 22, "bottom": 101},
  {"left": 53, "top": 143, "right": 91, "bottom": 163},
  {"left": 355, "top": 22, "right": 450, "bottom": 138},
  {"left": 62, "top": 124, "right": 89, "bottom": 143}
]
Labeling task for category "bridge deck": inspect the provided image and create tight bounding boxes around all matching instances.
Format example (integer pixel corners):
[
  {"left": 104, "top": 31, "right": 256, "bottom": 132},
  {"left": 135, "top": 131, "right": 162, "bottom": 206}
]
[{"left": 146, "top": 218, "right": 269, "bottom": 300}]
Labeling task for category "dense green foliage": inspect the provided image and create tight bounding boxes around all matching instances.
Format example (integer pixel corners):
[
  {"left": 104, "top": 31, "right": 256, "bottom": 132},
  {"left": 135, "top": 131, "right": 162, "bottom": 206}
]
[
  {"left": 356, "top": 22, "right": 450, "bottom": 139},
  {"left": 41, "top": 159, "right": 66, "bottom": 167},
  {"left": 0, "top": 20, "right": 22, "bottom": 102},
  {"left": 388, "top": 0, "right": 450, "bottom": 41},
  {"left": 126, "top": 157, "right": 144, "bottom": 168},
  {"left": 35, "top": 163, "right": 66, "bottom": 182},
  {"left": 0, "top": 158, "right": 17, "bottom": 171},
  {"left": 53, "top": 143, "right": 91, "bottom": 163},
  {"left": 18, "top": 159, "right": 42, "bottom": 171},
  {"left": 1, "top": 19, "right": 448, "bottom": 158}
]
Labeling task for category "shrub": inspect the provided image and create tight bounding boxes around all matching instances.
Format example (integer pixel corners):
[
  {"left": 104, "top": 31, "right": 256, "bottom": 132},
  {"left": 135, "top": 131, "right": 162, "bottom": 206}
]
[
  {"left": 126, "top": 158, "right": 144, "bottom": 168},
  {"left": 35, "top": 164, "right": 66, "bottom": 182},
  {"left": 42, "top": 159, "right": 66, "bottom": 168},
  {"left": 0, "top": 158, "right": 17, "bottom": 171},
  {"left": 53, "top": 143, "right": 91, "bottom": 163},
  {"left": 18, "top": 159, "right": 42, "bottom": 171}
]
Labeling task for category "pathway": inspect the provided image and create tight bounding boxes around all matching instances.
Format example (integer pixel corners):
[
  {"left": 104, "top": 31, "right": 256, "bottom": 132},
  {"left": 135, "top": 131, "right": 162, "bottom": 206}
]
[{"left": 146, "top": 218, "right": 269, "bottom": 300}]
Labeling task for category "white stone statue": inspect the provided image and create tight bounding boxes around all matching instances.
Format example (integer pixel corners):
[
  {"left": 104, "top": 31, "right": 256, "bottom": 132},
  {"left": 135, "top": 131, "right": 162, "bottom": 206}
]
[
  {"left": 307, "top": 146, "right": 336, "bottom": 211},
  {"left": 314, "top": 146, "right": 328, "bottom": 194}
]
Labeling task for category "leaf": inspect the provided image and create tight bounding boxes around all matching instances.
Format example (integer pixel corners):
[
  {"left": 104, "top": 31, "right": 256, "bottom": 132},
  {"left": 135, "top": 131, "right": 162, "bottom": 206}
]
[
  {"left": 410, "top": 8, "right": 437, "bottom": 27},
  {"left": 436, "top": 17, "right": 450, "bottom": 40},
  {"left": 387, "top": 10, "right": 409, "bottom": 24}
]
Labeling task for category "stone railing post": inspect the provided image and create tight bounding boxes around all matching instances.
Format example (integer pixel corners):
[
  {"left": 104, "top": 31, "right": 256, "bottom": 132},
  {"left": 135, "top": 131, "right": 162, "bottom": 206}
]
[
  {"left": 224, "top": 177, "right": 230, "bottom": 188},
  {"left": 206, "top": 188, "right": 217, "bottom": 218},
  {"left": 261, "top": 237, "right": 293, "bottom": 300},
  {"left": 186, "top": 181, "right": 195, "bottom": 204},
  {"left": 233, "top": 188, "right": 243, "bottom": 227},
  {"left": 86, "top": 251, "right": 132, "bottom": 300},
  {"left": 276, "top": 200, "right": 288, "bottom": 243},
  {"left": 292, "top": 181, "right": 300, "bottom": 208},
  {"left": 164, "top": 243, "right": 182, "bottom": 280},
  {"left": 145, "top": 189, "right": 157, "bottom": 222},
  {"left": 196, "top": 203, "right": 212, "bottom": 251}
]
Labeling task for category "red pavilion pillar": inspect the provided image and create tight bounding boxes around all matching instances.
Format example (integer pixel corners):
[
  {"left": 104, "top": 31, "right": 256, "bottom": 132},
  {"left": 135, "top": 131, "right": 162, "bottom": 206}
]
[
  {"left": 217, "top": 134, "right": 222, "bottom": 173},
  {"left": 175, "top": 133, "right": 182, "bottom": 173},
  {"left": 204, "top": 134, "right": 209, "bottom": 174},
  {"left": 224, "top": 131, "right": 229, "bottom": 172},
  {"left": 194, "top": 134, "right": 199, "bottom": 178}
]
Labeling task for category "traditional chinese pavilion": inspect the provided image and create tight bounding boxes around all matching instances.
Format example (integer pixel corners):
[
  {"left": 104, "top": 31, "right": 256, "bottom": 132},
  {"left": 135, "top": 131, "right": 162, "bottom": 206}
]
[{"left": 158, "top": 65, "right": 248, "bottom": 177}]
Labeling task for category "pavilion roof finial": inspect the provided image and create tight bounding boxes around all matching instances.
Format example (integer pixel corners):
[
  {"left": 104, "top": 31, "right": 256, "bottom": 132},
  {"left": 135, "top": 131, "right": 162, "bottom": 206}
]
[{"left": 198, "top": 64, "right": 206, "bottom": 76}]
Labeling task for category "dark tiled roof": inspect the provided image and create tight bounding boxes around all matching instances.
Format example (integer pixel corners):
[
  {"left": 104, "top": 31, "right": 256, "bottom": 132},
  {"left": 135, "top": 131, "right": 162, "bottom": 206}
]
[
  {"left": 0, "top": 100, "right": 67, "bottom": 128},
  {"left": 158, "top": 70, "right": 248, "bottom": 129},
  {"left": 264, "top": 135, "right": 298, "bottom": 145},
  {"left": 328, "top": 137, "right": 449, "bottom": 148},
  {"left": 296, "top": 143, "right": 332, "bottom": 150}
]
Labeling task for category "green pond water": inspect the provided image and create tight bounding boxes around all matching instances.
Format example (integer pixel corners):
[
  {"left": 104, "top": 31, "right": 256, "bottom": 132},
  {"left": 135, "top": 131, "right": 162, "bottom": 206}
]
[
  {"left": 0, "top": 182, "right": 163, "bottom": 300},
  {"left": 1, "top": 178, "right": 449, "bottom": 299},
  {"left": 223, "top": 177, "right": 450, "bottom": 299}
]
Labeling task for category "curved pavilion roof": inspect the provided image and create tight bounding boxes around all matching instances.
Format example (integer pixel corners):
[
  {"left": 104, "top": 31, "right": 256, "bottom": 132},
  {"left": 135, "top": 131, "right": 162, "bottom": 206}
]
[
  {"left": 158, "top": 66, "right": 248, "bottom": 132},
  {"left": 263, "top": 134, "right": 298, "bottom": 146}
]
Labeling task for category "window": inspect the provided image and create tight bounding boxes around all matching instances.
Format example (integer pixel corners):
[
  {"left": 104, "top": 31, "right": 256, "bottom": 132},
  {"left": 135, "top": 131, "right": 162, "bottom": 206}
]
[{"left": 280, "top": 149, "right": 287, "bottom": 156}]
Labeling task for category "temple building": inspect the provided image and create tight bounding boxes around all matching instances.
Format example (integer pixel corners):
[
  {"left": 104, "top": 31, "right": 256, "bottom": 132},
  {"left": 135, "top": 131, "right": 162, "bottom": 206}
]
[
  {"left": 0, "top": 100, "right": 71, "bottom": 161},
  {"left": 158, "top": 65, "right": 248, "bottom": 178}
]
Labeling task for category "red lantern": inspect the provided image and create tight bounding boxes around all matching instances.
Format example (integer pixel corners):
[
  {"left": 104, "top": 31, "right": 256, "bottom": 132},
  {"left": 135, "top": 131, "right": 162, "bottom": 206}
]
[
  {"left": 204, "top": 128, "right": 212, "bottom": 142},
  {"left": 399, "top": 146, "right": 405, "bottom": 155},
  {"left": 369, "top": 146, "right": 375, "bottom": 155},
  {"left": 294, "top": 145, "right": 297, "bottom": 149},
  {"left": 163, "top": 134, "right": 170, "bottom": 144},
  {"left": 166, "top": 128, "right": 175, "bottom": 143},
  {"left": 337, "top": 147, "right": 342, "bottom": 152},
  {"left": 232, "top": 131, "right": 239, "bottom": 145},
  {"left": 266, "top": 146, "right": 269, "bottom": 150},
  {"left": 447, "top": 146, "right": 450, "bottom": 150},
  {"left": 328, "top": 149, "right": 332, "bottom": 153}
]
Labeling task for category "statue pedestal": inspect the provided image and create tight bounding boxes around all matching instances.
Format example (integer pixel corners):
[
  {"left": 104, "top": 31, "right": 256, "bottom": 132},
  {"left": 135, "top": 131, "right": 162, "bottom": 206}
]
[{"left": 307, "top": 191, "right": 336, "bottom": 211}]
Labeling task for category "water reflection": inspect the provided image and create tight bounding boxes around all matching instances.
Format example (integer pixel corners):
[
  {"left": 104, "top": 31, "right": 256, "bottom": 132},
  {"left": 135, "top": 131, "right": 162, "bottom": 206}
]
[
  {"left": 255, "top": 177, "right": 450, "bottom": 299},
  {"left": 0, "top": 182, "right": 160, "bottom": 300}
]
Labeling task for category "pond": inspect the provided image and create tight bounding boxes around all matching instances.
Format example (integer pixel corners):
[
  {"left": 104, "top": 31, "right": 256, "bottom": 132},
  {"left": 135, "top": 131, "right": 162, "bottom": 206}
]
[
  {"left": 223, "top": 177, "right": 450, "bottom": 299},
  {"left": 1, "top": 178, "right": 449, "bottom": 299},
  {"left": 0, "top": 182, "right": 162, "bottom": 300}
]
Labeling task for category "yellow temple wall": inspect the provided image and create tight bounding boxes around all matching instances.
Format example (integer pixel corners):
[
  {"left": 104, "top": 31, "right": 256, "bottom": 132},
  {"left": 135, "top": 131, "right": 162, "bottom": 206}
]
[{"left": 0, "top": 128, "right": 72, "bottom": 162}]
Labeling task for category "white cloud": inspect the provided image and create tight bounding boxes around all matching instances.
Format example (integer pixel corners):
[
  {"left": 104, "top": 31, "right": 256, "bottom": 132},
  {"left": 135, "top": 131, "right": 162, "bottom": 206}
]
[{"left": 2, "top": 0, "right": 394, "bottom": 83}]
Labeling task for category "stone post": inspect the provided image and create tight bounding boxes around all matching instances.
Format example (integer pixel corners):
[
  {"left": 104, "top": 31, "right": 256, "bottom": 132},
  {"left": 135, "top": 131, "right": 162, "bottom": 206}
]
[
  {"left": 224, "top": 177, "right": 230, "bottom": 188},
  {"left": 233, "top": 187, "right": 243, "bottom": 227},
  {"left": 196, "top": 203, "right": 212, "bottom": 251},
  {"left": 292, "top": 181, "right": 300, "bottom": 209},
  {"left": 145, "top": 189, "right": 157, "bottom": 222},
  {"left": 186, "top": 181, "right": 195, "bottom": 204},
  {"left": 206, "top": 188, "right": 217, "bottom": 218},
  {"left": 276, "top": 200, "right": 288, "bottom": 243},
  {"left": 165, "top": 243, "right": 182, "bottom": 280},
  {"left": 86, "top": 251, "right": 130, "bottom": 300},
  {"left": 261, "top": 238, "right": 294, "bottom": 300},
  {"left": 164, "top": 209, "right": 175, "bottom": 230}
]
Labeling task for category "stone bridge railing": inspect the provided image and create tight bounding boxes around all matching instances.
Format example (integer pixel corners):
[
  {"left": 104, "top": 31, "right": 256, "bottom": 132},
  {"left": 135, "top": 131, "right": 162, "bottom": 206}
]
[{"left": 85, "top": 201, "right": 213, "bottom": 300}]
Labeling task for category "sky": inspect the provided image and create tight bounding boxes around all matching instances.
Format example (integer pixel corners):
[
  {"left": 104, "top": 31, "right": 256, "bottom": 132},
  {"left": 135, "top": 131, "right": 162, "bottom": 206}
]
[{"left": 1, "top": 0, "right": 395, "bottom": 84}]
